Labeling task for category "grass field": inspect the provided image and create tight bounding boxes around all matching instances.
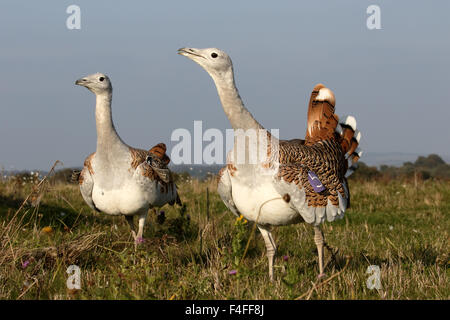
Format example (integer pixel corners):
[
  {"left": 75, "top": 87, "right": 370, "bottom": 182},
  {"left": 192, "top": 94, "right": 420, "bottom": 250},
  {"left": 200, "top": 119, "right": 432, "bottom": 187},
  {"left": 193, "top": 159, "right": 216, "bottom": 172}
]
[{"left": 0, "top": 167, "right": 448, "bottom": 300}]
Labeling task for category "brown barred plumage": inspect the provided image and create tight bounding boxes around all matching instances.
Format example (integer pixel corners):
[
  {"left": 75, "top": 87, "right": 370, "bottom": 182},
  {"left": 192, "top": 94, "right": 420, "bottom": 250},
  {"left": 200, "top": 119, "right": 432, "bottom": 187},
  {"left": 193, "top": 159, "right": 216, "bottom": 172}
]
[
  {"left": 305, "top": 84, "right": 338, "bottom": 145},
  {"left": 78, "top": 171, "right": 84, "bottom": 185},
  {"left": 71, "top": 169, "right": 83, "bottom": 185},
  {"left": 274, "top": 84, "right": 360, "bottom": 208},
  {"left": 148, "top": 143, "right": 171, "bottom": 166},
  {"left": 84, "top": 152, "right": 95, "bottom": 175},
  {"left": 277, "top": 139, "right": 346, "bottom": 206},
  {"left": 340, "top": 125, "right": 355, "bottom": 154},
  {"left": 129, "top": 145, "right": 174, "bottom": 189}
]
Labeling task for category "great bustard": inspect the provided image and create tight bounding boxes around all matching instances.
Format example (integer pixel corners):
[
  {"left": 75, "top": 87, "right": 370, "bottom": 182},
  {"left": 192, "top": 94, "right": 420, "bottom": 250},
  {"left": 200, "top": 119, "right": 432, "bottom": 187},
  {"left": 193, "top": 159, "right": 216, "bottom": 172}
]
[
  {"left": 178, "top": 48, "right": 362, "bottom": 280},
  {"left": 74, "top": 73, "right": 181, "bottom": 242}
]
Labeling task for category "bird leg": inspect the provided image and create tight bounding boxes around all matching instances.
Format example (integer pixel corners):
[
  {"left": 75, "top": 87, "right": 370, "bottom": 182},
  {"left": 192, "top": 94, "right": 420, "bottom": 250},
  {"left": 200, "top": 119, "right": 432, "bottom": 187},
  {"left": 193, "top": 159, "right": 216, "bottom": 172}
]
[
  {"left": 314, "top": 225, "right": 326, "bottom": 279},
  {"left": 135, "top": 211, "right": 147, "bottom": 244},
  {"left": 125, "top": 215, "right": 137, "bottom": 241},
  {"left": 258, "top": 225, "right": 277, "bottom": 281}
]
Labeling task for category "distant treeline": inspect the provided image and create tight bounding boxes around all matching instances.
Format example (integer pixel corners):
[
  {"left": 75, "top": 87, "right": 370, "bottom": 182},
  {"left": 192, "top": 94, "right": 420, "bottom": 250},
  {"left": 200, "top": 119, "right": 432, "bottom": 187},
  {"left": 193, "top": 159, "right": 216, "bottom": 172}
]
[
  {"left": 4, "top": 154, "right": 449, "bottom": 184},
  {"left": 349, "top": 154, "right": 450, "bottom": 181}
]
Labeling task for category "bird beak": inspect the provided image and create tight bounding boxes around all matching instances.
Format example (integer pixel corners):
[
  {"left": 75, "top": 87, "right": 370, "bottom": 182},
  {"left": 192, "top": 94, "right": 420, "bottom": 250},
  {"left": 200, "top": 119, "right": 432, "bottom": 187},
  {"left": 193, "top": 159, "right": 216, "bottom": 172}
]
[
  {"left": 75, "top": 78, "right": 88, "bottom": 86},
  {"left": 177, "top": 48, "right": 205, "bottom": 60}
]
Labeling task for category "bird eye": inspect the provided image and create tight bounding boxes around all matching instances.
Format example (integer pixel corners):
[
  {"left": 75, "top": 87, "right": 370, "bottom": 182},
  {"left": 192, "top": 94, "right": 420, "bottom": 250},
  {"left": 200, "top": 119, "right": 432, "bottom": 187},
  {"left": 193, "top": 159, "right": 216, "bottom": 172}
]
[
  {"left": 211, "top": 52, "right": 218, "bottom": 58},
  {"left": 99, "top": 77, "right": 105, "bottom": 82}
]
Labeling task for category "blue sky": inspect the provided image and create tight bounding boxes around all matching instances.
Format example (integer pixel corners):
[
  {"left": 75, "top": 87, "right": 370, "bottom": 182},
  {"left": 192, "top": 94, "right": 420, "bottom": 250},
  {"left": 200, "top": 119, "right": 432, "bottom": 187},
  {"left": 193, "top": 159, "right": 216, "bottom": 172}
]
[{"left": 0, "top": 1, "right": 449, "bottom": 170}]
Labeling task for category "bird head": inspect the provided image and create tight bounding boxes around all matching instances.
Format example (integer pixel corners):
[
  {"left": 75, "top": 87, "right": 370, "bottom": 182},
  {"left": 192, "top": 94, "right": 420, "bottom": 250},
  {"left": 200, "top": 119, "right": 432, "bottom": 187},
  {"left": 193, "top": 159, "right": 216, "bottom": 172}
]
[
  {"left": 178, "top": 47, "right": 233, "bottom": 79},
  {"left": 75, "top": 73, "right": 112, "bottom": 95}
]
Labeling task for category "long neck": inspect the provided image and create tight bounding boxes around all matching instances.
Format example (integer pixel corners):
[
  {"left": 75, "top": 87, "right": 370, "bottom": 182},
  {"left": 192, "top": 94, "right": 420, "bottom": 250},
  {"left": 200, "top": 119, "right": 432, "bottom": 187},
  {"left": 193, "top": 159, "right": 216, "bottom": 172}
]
[
  {"left": 212, "top": 70, "right": 263, "bottom": 131},
  {"left": 95, "top": 92, "right": 125, "bottom": 154},
  {"left": 211, "top": 70, "right": 281, "bottom": 168}
]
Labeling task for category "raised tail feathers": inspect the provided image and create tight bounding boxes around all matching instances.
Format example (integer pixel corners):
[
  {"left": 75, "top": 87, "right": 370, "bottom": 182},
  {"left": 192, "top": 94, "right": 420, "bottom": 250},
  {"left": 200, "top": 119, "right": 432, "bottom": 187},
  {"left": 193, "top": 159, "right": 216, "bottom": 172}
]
[
  {"left": 305, "top": 84, "right": 338, "bottom": 145},
  {"left": 345, "top": 147, "right": 363, "bottom": 178},
  {"left": 305, "top": 83, "right": 362, "bottom": 177},
  {"left": 337, "top": 115, "right": 363, "bottom": 177},
  {"left": 304, "top": 83, "right": 363, "bottom": 177}
]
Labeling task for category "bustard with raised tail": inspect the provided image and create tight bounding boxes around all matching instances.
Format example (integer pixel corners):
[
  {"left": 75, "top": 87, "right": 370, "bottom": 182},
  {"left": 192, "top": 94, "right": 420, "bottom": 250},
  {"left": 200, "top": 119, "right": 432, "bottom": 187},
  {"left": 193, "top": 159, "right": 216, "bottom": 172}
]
[{"left": 179, "top": 48, "right": 362, "bottom": 280}]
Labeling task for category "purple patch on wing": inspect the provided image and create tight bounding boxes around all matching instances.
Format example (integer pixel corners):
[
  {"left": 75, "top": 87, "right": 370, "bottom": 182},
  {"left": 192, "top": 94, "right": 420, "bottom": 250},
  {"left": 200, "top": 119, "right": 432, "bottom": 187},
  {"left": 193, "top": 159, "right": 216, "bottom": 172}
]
[{"left": 308, "top": 171, "right": 325, "bottom": 193}]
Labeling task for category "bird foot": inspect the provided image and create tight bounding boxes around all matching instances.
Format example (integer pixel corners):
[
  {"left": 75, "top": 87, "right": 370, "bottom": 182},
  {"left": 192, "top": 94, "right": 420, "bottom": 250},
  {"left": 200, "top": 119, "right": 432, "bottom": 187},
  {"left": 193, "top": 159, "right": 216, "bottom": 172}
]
[
  {"left": 135, "top": 236, "right": 145, "bottom": 244},
  {"left": 317, "top": 273, "right": 326, "bottom": 280}
]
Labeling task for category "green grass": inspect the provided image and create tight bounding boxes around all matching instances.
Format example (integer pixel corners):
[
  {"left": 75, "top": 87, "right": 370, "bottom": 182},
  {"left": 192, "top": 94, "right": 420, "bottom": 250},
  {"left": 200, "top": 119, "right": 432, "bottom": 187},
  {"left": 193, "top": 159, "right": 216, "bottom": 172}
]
[{"left": 0, "top": 173, "right": 448, "bottom": 300}]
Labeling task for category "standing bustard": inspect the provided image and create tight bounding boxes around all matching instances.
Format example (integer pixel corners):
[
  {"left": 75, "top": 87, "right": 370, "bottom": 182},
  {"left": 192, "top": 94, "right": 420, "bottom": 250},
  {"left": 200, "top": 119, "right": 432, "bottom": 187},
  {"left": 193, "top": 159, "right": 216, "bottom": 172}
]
[
  {"left": 178, "top": 48, "right": 362, "bottom": 280},
  {"left": 74, "top": 73, "right": 181, "bottom": 242}
]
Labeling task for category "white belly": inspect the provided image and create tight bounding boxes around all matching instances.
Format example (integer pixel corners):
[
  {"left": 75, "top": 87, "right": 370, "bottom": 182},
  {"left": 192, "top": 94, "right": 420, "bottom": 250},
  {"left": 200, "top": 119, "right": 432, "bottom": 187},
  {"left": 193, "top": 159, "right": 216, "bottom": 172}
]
[
  {"left": 92, "top": 181, "right": 149, "bottom": 216},
  {"left": 231, "top": 175, "right": 301, "bottom": 226}
]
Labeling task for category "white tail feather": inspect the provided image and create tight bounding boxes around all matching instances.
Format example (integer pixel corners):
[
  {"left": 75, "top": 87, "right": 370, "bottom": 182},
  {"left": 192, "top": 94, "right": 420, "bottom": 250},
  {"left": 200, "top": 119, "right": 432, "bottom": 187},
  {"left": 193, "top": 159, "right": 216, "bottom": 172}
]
[
  {"left": 354, "top": 129, "right": 361, "bottom": 143},
  {"left": 354, "top": 147, "right": 363, "bottom": 158},
  {"left": 316, "top": 87, "right": 336, "bottom": 105},
  {"left": 340, "top": 115, "right": 357, "bottom": 131}
]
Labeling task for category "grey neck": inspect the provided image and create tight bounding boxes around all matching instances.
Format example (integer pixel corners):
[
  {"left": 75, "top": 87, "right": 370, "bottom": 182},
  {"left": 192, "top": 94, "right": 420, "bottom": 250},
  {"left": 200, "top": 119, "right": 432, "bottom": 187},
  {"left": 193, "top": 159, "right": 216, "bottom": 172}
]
[
  {"left": 95, "top": 92, "right": 127, "bottom": 155},
  {"left": 211, "top": 69, "right": 264, "bottom": 131}
]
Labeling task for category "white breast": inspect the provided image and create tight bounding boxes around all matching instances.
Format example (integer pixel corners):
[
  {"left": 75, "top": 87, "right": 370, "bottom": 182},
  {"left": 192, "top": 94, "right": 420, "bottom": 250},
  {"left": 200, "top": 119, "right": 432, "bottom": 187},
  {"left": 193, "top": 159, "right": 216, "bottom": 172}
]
[
  {"left": 92, "top": 180, "right": 149, "bottom": 215},
  {"left": 230, "top": 169, "right": 301, "bottom": 226}
]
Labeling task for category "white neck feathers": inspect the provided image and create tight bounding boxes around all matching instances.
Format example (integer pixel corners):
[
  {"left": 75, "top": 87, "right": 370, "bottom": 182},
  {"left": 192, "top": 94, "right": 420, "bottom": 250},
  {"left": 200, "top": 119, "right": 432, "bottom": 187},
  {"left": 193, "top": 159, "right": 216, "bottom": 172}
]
[
  {"left": 95, "top": 92, "right": 126, "bottom": 154},
  {"left": 211, "top": 70, "right": 263, "bottom": 131}
]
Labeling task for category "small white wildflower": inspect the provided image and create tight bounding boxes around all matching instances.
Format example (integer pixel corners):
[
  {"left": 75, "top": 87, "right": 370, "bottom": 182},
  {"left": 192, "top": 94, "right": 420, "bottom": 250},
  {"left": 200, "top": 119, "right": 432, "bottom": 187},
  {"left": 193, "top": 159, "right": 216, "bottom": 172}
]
[{"left": 389, "top": 225, "right": 394, "bottom": 230}]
